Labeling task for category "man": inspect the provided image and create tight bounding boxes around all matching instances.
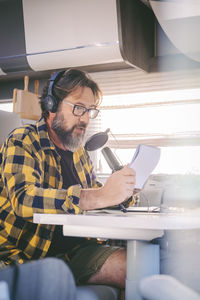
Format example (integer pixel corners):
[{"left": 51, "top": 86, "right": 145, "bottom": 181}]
[{"left": 0, "top": 69, "right": 136, "bottom": 297}]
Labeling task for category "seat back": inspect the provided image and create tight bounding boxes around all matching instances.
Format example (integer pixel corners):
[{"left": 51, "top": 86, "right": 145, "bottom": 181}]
[{"left": 0, "top": 110, "right": 22, "bottom": 147}]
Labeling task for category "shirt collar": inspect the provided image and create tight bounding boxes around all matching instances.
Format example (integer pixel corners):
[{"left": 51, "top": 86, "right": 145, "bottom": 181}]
[{"left": 35, "top": 117, "right": 56, "bottom": 151}]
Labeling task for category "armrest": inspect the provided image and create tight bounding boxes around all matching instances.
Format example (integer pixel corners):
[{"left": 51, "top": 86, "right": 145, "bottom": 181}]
[
  {"left": 0, "top": 281, "right": 10, "bottom": 300},
  {"left": 139, "top": 275, "right": 200, "bottom": 300}
]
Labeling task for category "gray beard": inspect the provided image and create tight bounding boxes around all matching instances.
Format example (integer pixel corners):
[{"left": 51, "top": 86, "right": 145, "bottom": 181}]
[{"left": 52, "top": 114, "right": 86, "bottom": 152}]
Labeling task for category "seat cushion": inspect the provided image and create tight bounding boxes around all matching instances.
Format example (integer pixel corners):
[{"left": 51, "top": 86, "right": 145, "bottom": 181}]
[{"left": 76, "top": 285, "right": 119, "bottom": 300}]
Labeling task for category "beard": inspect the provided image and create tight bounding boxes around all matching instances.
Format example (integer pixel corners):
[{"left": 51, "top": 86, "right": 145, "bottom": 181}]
[{"left": 52, "top": 111, "right": 87, "bottom": 152}]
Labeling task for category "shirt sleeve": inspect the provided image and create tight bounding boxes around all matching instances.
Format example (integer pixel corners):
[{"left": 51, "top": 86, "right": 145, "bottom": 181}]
[
  {"left": 1, "top": 137, "right": 84, "bottom": 219},
  {"left": 123, "top": 195, "right": 135, "bottom": 207}
]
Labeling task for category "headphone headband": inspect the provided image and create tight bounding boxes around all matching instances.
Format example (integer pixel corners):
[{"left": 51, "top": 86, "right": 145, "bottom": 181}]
[{"left": 47, "top": 70, "right": 65, "bottom": 98}]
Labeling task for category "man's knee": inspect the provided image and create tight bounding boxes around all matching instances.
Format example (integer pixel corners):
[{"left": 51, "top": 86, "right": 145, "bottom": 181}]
[{"left": 89, "top": 248, "right": 126, "bottom": 288}]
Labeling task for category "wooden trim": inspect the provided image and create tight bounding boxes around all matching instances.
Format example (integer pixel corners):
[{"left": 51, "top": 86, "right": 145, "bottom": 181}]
[
  {"left": 117, "top": 0, "right": 155, "bottom": 72},
  {"left": 15, "top": 112, "right": 39, "bottom": 121}
]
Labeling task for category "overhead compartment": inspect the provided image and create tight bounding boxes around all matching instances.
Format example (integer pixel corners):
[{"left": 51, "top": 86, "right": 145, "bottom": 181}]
[
  {"left": 1, "top": 0, "right": 199, "bottom": 87},
  {"left": 0, "top": 0, "right": 155, "bottom": 79}
]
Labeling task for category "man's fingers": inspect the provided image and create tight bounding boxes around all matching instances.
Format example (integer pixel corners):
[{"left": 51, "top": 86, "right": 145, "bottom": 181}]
[
  {"left": 121, "top": 165, "right": 136, "bottom": 176},
  {"left": 125, "top": 179, "right": 135, "bottom": 184}
]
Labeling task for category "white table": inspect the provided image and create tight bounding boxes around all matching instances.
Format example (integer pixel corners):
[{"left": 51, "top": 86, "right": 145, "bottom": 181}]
[{"left": 34, "top": 209, "right": 200, "bottom": 300}]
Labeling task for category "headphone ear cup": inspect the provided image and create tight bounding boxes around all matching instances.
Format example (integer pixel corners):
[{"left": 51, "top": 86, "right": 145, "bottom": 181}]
[
  {"left": 44, "top": 70, "right": 65, "bottom": 113},
  {"left": 44, "top": 95, "right": 58, "bottom": 113}
]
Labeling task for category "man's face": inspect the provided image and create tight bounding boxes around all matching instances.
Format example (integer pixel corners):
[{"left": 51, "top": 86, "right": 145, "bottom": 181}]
[{"left": 51, "top": 86, "right": 96, "bottom": 151}]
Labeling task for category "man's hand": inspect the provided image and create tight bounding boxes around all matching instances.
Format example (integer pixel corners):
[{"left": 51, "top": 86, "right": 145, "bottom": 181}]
[
  {"left": 79, "top": 165, "right": 136, "bottom": 210},
  {"left": 101, "top": 165, "right": 136, "bottom": 206}
]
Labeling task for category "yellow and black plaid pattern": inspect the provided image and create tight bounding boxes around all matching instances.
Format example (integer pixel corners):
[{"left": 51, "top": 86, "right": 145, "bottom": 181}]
[{"left": 0, "top": 118, "right": 101, "bottom": 265}]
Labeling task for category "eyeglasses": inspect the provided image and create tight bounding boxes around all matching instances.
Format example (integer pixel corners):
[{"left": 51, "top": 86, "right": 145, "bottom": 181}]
[{"left": 63, "top": 100, "right": 99, "bottom": 119}]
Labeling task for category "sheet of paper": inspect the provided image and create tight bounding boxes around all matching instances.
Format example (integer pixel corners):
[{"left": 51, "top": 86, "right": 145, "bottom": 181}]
[{"left": 129, "top": 144, "right": 161, "bottom": 189}]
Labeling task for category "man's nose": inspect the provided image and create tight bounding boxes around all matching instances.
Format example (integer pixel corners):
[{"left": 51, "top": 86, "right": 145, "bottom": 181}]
[{"left": 79, "top": 111, "right": 90, "bottom": 123}]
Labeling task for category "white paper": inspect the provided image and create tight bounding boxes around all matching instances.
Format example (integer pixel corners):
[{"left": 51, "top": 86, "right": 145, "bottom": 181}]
[{"left": 129, "top": 144, "right": 161, "bottom": 189}]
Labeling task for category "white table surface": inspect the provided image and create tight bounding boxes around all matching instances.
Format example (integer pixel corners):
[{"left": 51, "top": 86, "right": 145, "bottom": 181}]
[
  {"left": 34, "top": 209, "right": 200, "bottom": 237},
  {"left": 34, "top": 211, "right": 165, "bottom": 240},
  {"left": 34, "top": 209, "right": 200, "bottom": 300}
]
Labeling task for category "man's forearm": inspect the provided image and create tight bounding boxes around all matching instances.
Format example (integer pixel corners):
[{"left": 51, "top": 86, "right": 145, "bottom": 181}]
[
  {"left": 79, "top": 165, "right": 136, "bottom": 211},
  {"left": 79, "top": 187, "right": 112, "bottom": 210}
]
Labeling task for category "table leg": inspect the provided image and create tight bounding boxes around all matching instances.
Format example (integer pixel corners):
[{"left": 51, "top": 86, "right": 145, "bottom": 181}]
[{"left": 125, "top": 240, "right": 160, "bottom": 300}]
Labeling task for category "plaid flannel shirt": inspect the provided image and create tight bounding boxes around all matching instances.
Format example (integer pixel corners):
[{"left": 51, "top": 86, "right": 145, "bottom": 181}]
[
  {"left": 0, "top": 117, "right": 103, "bottom": 265},
  {"left": 0, "top": 117, "right": 135, "bottom": 266}
]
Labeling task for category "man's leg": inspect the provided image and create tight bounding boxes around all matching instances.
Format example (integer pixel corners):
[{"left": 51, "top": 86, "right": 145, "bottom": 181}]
[
  {"left": 0, "top": 258, "right": 76, "bottom": 300},
  {"left": 68, "top": 243, "right": 126, "bottom": 286},
  {"left": 88, "top": 248, "right": 126, "bottom": 288},
  {"left": 68, "top": 244, "right": 126, "bottom": 300},
  {"left": 88, "top": 248, "right": 126, "bottom": 300}
]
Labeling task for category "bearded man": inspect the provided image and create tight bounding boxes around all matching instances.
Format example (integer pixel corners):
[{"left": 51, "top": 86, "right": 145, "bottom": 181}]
[{"left": 0, "top": 69, "right": 136, "bottom": 299}]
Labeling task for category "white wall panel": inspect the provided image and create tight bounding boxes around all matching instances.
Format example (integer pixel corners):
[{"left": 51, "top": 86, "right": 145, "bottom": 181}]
[{"left": 151, "top": 0, "right": 200, "bottom": 62}]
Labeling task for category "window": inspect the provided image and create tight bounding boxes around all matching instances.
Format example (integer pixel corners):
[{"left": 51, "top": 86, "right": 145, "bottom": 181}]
[
  {"left": 92, "top": 89, "right": 200, "bottom": 175},
  {"left": 0, "top": 101, "right": 13, "bottom": 112}
]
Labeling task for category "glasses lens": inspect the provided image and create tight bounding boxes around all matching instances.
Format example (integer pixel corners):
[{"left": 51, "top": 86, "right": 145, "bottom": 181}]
[
  {"left": 73, "top": 105, "right": 99, "bottom": 119},
  {"left": 89, "top": 109, "right": 99, "bottom": 119},
  {"left": 73, "top": 105, "right": 86, "bottom": 116}
]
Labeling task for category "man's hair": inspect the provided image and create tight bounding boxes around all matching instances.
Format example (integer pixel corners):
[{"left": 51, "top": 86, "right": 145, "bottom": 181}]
[{"left": 40, "top": 68, "right": 102, "bottom": 119}]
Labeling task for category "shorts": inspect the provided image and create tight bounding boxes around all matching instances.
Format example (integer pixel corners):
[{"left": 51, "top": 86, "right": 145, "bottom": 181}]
[{"left": 59, "top": 242, "right": 121, "bottom": 285}]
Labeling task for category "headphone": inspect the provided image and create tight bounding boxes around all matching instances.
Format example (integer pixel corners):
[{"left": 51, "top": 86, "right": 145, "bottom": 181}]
[{"left": 43, "top": 70, "right": 65, "bottom": 113}]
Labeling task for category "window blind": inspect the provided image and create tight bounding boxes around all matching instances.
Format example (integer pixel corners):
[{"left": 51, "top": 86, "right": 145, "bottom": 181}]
[
  {"left": 89, "top": 68, "right": 200, "bottom": 149},
  {"left": 90, "top": 68, "right": 200, "bottom": 96}
]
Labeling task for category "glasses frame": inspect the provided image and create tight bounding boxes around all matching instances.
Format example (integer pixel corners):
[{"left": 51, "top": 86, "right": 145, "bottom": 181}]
[{"left": 63, "top": 100, "right": 99, "bottom": 119}]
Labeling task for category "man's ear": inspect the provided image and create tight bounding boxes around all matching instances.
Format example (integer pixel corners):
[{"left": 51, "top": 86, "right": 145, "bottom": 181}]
[{"left": 46, "top": 111, "right": 56, "bottom": 127}]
